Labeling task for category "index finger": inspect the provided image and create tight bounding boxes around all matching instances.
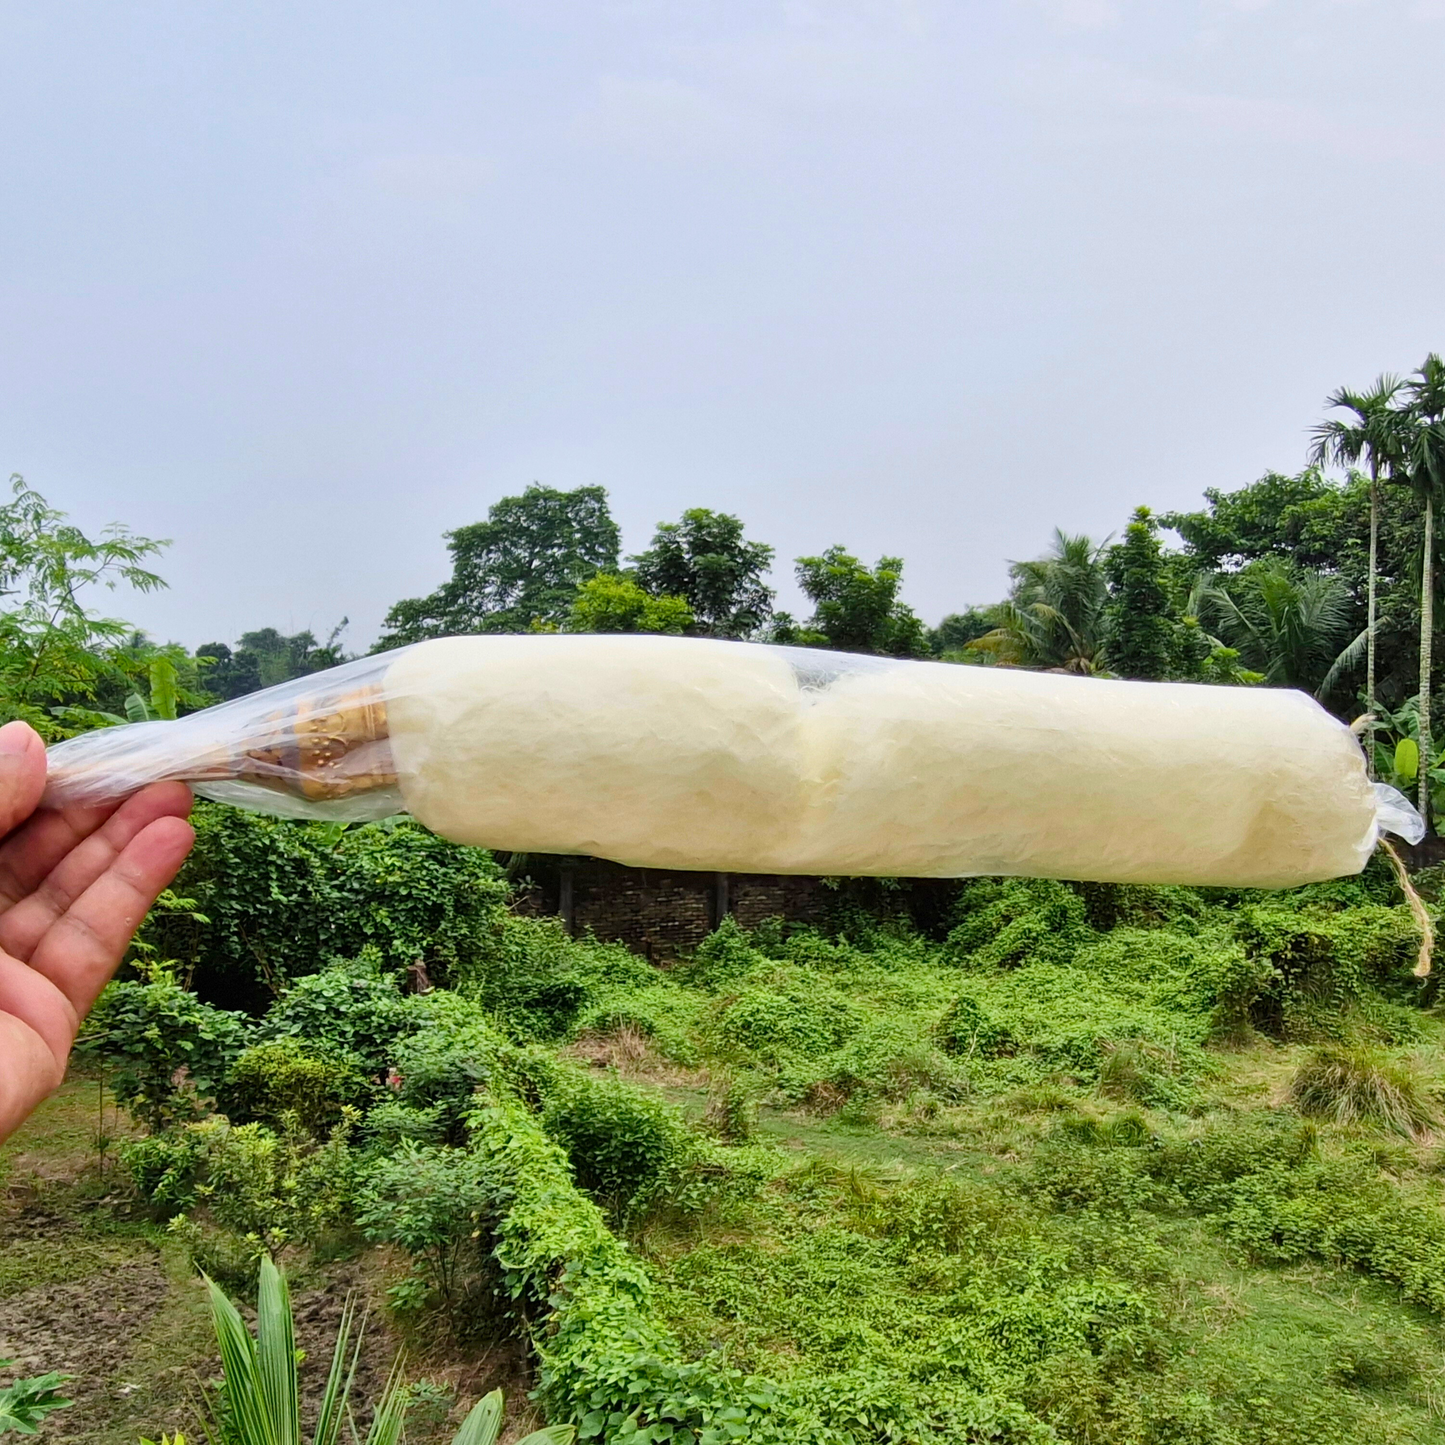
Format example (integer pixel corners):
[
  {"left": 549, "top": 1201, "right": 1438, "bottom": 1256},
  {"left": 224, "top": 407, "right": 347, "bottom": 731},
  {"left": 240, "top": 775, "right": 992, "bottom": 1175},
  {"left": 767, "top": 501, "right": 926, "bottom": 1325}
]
[{"left": 0, "top": 721, "right": 48, "bottom": 841}]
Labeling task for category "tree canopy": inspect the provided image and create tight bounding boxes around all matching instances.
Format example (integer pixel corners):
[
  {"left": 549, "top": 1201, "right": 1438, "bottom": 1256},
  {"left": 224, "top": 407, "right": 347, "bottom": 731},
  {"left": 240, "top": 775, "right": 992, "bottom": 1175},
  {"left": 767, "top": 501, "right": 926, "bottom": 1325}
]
[
  {"left": 198, "top": 625, "right": 349, "bottom": 701},
  {"left": 774, "top": 548, "right": 927, "bottom": 658},
  {"left": 376, "top": 485, "right": 620, "bottom": 646},
  {"left": 631, "top": 508, "right": 774, "bottom": 639},
  {"left": 564, "top": 573, "right": 693, "bottom": 635}
]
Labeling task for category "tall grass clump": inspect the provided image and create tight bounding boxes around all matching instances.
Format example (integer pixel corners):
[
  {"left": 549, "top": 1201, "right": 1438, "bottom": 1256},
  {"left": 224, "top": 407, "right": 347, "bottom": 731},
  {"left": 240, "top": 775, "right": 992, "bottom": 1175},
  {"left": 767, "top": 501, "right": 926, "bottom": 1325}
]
[{"left": 1288, "top": 1044, "right": 1438, "bottom": 1138}]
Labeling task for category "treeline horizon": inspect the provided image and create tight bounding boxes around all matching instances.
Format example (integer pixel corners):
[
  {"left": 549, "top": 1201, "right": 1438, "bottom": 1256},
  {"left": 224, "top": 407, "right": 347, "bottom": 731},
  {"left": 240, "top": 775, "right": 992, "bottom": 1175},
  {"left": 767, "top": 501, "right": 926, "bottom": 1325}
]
[{"left": 5, "top": 350, "right": 1445, "bottom": 818}]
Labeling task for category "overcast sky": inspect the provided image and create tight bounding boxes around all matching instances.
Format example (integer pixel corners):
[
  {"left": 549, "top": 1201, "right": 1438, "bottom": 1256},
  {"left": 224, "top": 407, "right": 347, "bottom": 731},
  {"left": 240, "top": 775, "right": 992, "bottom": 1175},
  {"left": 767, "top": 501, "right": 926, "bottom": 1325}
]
[{"left": 2, "top": 0, "right": 1443, "bottom": 650}]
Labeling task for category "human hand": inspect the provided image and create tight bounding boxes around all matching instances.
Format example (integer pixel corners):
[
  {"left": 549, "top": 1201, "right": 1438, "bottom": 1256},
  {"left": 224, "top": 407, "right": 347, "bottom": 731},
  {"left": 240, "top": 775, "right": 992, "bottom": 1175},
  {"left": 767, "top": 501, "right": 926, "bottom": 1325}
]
[{"left": 0, "top": 720, "right": 194, "bottom": 1143}]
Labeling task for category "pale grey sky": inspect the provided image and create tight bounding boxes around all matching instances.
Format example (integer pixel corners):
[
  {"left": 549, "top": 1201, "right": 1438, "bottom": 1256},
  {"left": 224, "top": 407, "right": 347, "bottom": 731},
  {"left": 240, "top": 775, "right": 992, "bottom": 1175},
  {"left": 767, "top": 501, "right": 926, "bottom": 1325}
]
[{"left": 2, "top": 0, "right": 1443, "bottom": 649}]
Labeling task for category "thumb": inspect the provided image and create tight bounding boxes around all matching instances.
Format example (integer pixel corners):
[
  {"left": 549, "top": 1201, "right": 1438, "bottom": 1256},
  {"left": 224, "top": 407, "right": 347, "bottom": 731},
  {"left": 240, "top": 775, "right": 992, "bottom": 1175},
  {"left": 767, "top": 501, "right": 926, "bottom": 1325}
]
[{"left": 0, "top": 722, "right": 48, "bottom": 839}]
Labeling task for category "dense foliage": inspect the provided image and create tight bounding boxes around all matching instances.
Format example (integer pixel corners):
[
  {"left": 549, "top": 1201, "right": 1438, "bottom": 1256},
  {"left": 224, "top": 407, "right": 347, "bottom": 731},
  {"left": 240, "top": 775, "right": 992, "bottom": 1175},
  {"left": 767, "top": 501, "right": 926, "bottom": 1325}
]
[
  {"left": 377, "top": 485, "right": 623, "bottom": 645},
  {"left": 15, "top": 351, "right": 1445, "bottom": 1443},
  {"left": 138, "top": 804, "right": 510, "bottom": 1005},
  {"left": 85, "top": 813, "right": 1445, "bottom": 1444}
]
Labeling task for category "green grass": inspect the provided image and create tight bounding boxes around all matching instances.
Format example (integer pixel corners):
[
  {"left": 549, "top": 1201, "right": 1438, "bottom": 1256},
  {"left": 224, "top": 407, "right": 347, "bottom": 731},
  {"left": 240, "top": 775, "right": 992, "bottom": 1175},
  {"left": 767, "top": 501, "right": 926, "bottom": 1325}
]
[{"left": 562, "top": 883, "right": 1445, "bottom": 1443}]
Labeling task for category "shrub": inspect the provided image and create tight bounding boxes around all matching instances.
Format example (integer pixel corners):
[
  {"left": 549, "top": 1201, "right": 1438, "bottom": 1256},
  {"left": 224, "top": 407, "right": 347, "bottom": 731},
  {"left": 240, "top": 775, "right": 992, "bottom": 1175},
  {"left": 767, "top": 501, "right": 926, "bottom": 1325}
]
[
  {"left": 356, "top": 1141, "right": 507, "bottom": 1326},
  {"left": 371, "top": 995, "right": 507, "bottom": 1146},
  {"left": 120, "top": 1128, "right": 210, "bottom": 1213},
  {"left": 935, "top": 992, "right": 1012, "bottom": 1059},
  {"left": 86, "top": 979, "right": 251, "bottom": 1129},
  {"left": 143, "top": 804, "right": 510, "bottom": 998},
  {"left": 221, "top": 1037, "right": 369, "bottom": 1134},
  {"left": 258, "top": 958, "right": 413, "bottom": 1075},
  {"left": 542, "top": 1072, "right": 694, "bottom": 1214},
  {"left": 202, "top": 1115, "right": 357, "bottom": 1253},
  {"left": 945, "top": 878, "right": 1090, "bottom": 969},
  {"left": 1288, "top": 1044, "right": 1438, "bottom": 1138},
  {"left": 127, "top": 1113, "right": 356, "bottom": 1262},
  {"left": 1095, "top": 1039, "right": 1180, "bottom": 1107},
  {"left": 876, "top": 1174, "right": 1030, "bottom": 1258},
  {"left": 1068, "top": 882, "right": 1205, "bottom": 932},
  {"left": 1029, "top": 1134, "right": 1159, "bottom": 1215},
  {"left": 677, "top": 915, "right": 768, "bottom": 988},
  {"left": 796, "top": 1022, "right": 969, "bottom": 1109},
  {"left": 1232, "top": 902, "right": 1423, "bottom": 1039},
  {"left": 714, "top": 977, "right": 863, "bottom": 1062},
  {"left": 452, "top": 913, "right": 589, "bottom": 1038},
  {"left": 704, "top": 1075, "right": 762, "bottom": 1143}
]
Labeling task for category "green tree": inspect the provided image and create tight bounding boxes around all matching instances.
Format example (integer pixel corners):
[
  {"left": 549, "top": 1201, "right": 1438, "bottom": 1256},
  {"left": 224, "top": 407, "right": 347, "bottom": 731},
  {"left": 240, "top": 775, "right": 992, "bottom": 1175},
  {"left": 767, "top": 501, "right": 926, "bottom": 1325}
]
[
  {"left": 0, "top": 475, "right": 168, "bottom": 738},
  {"left": 929, "top": 608, "right": 994, "bottom": 657},
  {"left": 631, "top": 508, "right": 774, "bottom": 638},
  {"left": 1398, "top": 354, "right": 1445, "bottom": 821},
  {"left": 970, "top": 531, "right": 1110, "bottom": 674},
  {"left": 376, "top": 485, "right": 620, "bottom": 646},
  {"left": 1161, "top": 469, "right": 1351, "bottom": 572},
  {"left": 1104, "top": 507, "right": 1173, "bottom": 680},
  {"left": 777, "top": 548, "right": 927, "bottom": 657},
  {"left": 564, "top": 573, "right": 693, "bottom": 634},
  {"left": 1196, "top": 561, "right": 1361, "bottom": 696},
  {"left": 197, "top": 624, "right": 349, "bottom": 701},
  {"left": 1160, "top": 467, "right": 1428, "bottom": 715},
  {"left": 1309, "top": 375, "right": 1408, "bottom": 769}
]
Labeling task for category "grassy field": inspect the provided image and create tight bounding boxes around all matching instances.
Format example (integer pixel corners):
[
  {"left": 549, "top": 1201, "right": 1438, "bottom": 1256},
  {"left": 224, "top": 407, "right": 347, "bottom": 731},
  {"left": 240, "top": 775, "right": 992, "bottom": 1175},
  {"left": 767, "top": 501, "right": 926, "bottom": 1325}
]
[
  {"left": 537, "top": 873, "right": 1445, "bottom": 1443},
  {"left": 15, "top": 858, "right": 1445, "bottom": 1444}
]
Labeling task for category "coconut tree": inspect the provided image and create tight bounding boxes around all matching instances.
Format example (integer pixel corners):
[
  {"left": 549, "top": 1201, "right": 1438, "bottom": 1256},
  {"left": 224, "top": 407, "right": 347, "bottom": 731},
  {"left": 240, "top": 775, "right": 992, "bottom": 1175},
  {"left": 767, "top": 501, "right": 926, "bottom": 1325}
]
[
  {"left": 969, "top": 530, "right": 1111, "bottom": 674},
  {"left": 1197, "top": 561, "right": 1361, "bottom": 697},
  {"left": 1396, "top": 355, "right": 1445, "bottom": 822},
  {"left": 1308, "top": 374, "right": 1406, "bottom": 769}
]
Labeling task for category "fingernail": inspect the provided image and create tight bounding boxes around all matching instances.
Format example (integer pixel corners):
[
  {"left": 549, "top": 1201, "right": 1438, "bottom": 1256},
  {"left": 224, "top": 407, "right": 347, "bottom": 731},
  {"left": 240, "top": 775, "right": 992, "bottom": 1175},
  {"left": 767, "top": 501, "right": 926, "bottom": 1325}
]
[{"left": 0, "top": 720, "right": 36, "bottom": 755}]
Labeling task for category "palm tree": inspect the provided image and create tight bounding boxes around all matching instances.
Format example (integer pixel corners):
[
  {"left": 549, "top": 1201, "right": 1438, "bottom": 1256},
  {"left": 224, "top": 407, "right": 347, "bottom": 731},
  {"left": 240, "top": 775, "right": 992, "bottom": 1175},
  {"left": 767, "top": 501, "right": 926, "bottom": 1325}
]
[
  {"left": 969, "top": 530, "right": 1111, "bottom": 674},
  {"left": 1197, "top": 562, "right": 1361, "bottom": 697},
  {"left": 1308, "top": 374, "right": 1406, "bottom": 770},
  {"left": 1397, "top": 355, "right": 1445, "bottom": 823}
]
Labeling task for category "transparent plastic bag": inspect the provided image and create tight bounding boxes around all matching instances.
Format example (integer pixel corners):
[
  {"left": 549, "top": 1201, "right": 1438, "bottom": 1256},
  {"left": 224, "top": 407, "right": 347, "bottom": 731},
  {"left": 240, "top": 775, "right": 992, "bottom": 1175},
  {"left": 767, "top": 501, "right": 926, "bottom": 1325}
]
[
  {"left": 44, "top": 651, "right": 406, "bottom": 823},
  {"left": 40, "top": 635, "right": 1420, "bottom": 886}
]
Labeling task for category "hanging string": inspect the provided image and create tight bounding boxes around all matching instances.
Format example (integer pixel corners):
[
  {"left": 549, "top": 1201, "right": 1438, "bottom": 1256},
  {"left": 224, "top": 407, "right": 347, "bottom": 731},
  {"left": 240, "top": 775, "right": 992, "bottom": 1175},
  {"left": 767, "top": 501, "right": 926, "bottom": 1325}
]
[{"left": 1379, "top": 837, "right": 1433, "bottom": 978}]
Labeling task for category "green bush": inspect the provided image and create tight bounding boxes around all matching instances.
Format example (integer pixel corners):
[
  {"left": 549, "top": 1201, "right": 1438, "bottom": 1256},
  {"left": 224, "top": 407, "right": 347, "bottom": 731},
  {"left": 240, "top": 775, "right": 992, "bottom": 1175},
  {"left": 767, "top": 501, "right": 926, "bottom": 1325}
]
[
  {"left": 259, "top": 958, "right": 413, "bottom": 1074},
  {"left": 945, "top": 878, "right": 1090, "bottom": 969},
  {"left": 542, "top": 1071, "right": 694, "bottom": 1213},
  {"left": 796, "top": 1022, "right": 969, "bottom": 1109},
  {"left": 452, "top": 912, "right": 589, "bottom": 1038},
  {"left": 1095, "top": 1039, "right": 1182, "bottom": 1107},
  {"left": 714, "top": 976, "right": 863, "bottom": 1062},
  {"left": 935, "top": 991, "right": 1012, "bottom": 1059},
  {"left": 356, "top": 1140, "right": 507, "bottom": 1327},
  {"left": 120, "top": 1128, "right": 210, "bottom": 1212},
  {"left": 372, "top": 997, "right": 507, "bottom": 1146},
  {"left": 221, "top": 1037, "right": 369, "bottom": 1133},
  {"left": 704, "top": 1074, "right": 762, "bottom": 1143},
  {"left": 87, "top": 979, "right": 251, "bottom": 1128},
  {"left": 201, "top": 1115, "right": 356, "bottom": 1253},
  {"left": 677, "top": 915, "right": 769, "bottom": 988},
  {"left": 143, "top": 805, "right": 510, "bottom": 997},
  {"left": 127, "top": 1113, "right": 355, "bottom": 1259},
  {"left": 1232, "top": 902, "right": 1423, "bottom": 1039}
]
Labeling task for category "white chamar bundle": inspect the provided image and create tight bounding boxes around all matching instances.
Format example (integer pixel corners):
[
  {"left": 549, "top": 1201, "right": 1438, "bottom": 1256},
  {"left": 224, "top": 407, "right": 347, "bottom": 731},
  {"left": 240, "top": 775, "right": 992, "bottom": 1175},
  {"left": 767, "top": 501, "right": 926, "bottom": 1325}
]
[{"left": 42, "top": 634, "right": 1415, "bottom": 888}]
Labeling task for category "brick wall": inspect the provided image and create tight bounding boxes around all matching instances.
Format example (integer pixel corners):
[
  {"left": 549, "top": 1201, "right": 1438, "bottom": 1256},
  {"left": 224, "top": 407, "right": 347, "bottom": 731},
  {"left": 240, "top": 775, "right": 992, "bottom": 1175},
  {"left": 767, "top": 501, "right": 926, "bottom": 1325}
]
[{"left": 522, "top": 855, "right": 830, "bottom": 961}]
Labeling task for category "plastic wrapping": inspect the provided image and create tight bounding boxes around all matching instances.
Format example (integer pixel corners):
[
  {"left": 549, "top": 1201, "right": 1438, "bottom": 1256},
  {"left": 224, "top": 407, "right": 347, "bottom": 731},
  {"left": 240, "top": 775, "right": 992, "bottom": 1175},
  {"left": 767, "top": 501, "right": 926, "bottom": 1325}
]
[{"left": 41, "top": 634, "right": 1421, "bottom": 886}]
